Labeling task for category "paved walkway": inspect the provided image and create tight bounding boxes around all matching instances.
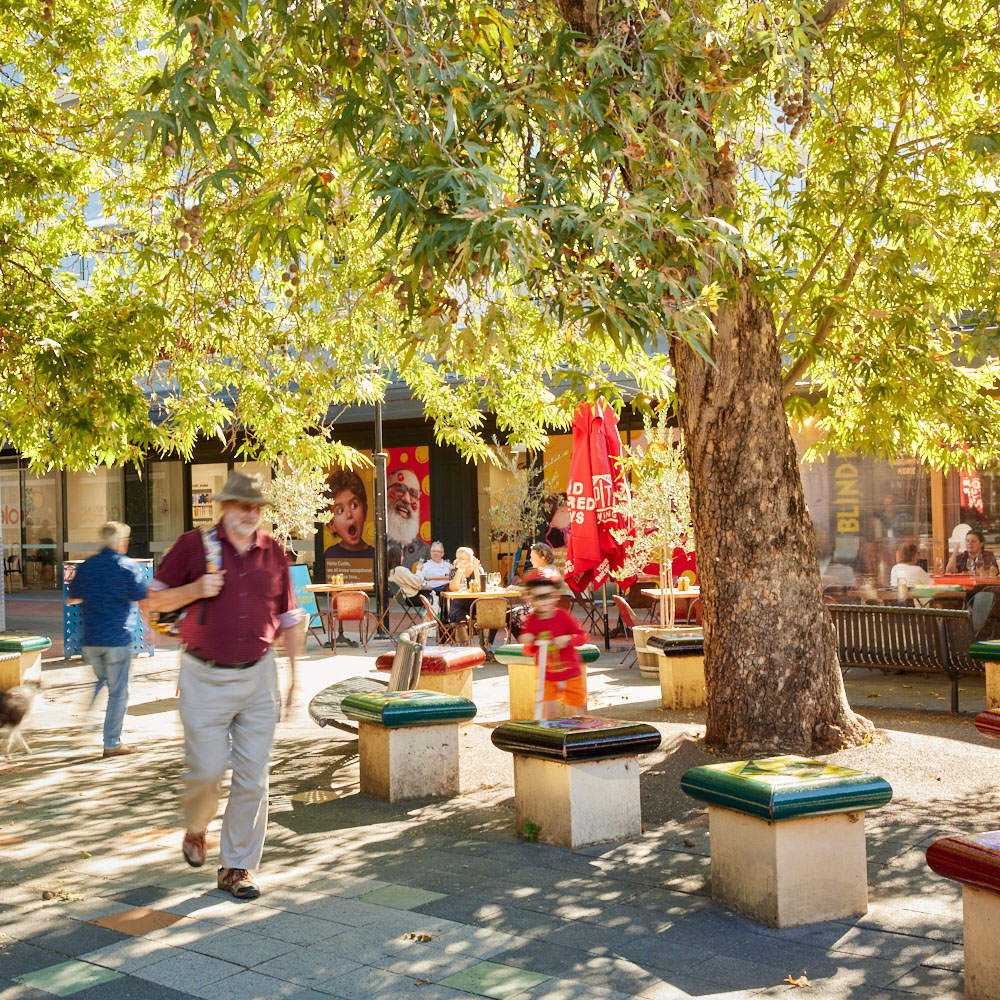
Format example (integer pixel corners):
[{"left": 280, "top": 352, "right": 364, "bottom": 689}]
[{"left": 1, "top": 625, "right": 997, "bottom": 999}]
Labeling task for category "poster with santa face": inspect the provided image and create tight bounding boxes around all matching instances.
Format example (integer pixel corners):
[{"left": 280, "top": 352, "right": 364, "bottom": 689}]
[{"left": 323, "top": 446, "right": 431, "bottom": 583}]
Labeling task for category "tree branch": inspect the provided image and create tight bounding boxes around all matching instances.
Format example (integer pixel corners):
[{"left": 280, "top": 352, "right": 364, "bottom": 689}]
[{"left": 781, "top": 96, "right": 907, "bottom": 396}]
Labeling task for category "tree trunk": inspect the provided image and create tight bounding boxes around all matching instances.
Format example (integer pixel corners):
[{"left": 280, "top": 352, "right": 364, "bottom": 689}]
[{"left": 671, "top": 278, "right": 872, "bottom": 755}]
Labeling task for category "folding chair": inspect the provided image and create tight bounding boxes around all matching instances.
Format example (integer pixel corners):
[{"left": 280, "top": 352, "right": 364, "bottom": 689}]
[
  {"left": 420, "top": 595, "right": 464, "bottom": 644},
  {"left": 373, "top": 581, "right": 423, "bottom": 638},
  {"left": 330, "top": 591, "right": 375, "bottom": 653},
  {"left": 468, "top": 597, "right": 509, "bottom": 657},
  {"left": 613, "top": 595, "right": 640, "bottom": 668},
  {"left": 572, "top": 590, "right": 602, "bottom": 636}
]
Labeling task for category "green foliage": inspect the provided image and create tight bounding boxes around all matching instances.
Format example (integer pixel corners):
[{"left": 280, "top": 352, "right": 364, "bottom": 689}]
[
  {"left": 521, "top": 818, "right": 541, "bottom": 842},
  {"left": 127, "top": 0, "right": 1000, "bottom": 470}
]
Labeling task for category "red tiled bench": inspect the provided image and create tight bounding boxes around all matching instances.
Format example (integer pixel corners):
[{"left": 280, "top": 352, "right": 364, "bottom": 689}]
[
  {"left": 926, "top": 832, "right": 1000, "bottom": 999},
  {"left": 375, "top": 644, "right": 486, "bottom": 701}
]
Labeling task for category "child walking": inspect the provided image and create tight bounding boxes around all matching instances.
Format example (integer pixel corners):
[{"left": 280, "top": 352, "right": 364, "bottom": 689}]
[{"left": 520, "top": 572, "right": 588, "bottom": 719}]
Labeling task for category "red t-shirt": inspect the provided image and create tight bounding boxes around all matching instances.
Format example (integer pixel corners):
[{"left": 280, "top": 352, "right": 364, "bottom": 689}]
[
  {"left": 522, "top": 608, "right": 588, "bottom": 681},
  {"left": 154, "top": 522, "right": 293, "bottom": 663}
]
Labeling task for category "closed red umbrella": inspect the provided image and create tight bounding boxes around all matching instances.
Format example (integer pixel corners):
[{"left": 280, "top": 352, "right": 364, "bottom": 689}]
[{"left": 565, "top": 400, "right": 634, "bottom": 597}]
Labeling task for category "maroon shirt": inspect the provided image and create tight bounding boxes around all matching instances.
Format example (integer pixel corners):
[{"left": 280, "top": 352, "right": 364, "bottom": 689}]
[{"left": 154, "top": 522, "right": 294, "bottom": 663}]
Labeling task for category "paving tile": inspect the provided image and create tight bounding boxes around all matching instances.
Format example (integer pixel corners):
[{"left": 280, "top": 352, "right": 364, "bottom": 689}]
[
  {"left": 407, "top": 926, "right": 531, "bottom": 961},
  {"left": 131, "top": 950, "right": 243, "bottom": 990},
  {"left": 183, "top": 969, "right": 305, "bottom": 1000},
  {"left": 177, "top": 926, "right": 297, "bottom": 967},
  {"left": 489, "top": 940, "right": 589, "bottom": 980},
  {"left": 506, "top": 979, "right": 631, "bottom": 1000},
  {"left": 0, "top": 940, "right": 70, "bottom": 980},
  {"left": 78, "top": 937, "right": 183, "bottom": 974},
  {"left": 885, "top": 962, "right": 965, "bottom": 997},
  {"left": 13, "top": 959, "right": 123, "bottom": 997},
  {"left": 64, "top": 977, "right": 199, "bottom": 999},
  {"left": 251, "top": 944, "right": 363, "bottom": 987},
  {"left": 298, "top": 896, "right": 395, "bottom": 927},
  {"left": 369, "top": 943, "right": 482, "bottom": 980},
  {"left": 310, "top": 965, "right": 428, "bottom": 999},
  {"left": 90, "top": 907, "right": 186, "bottom": 936},
  {"left": 439, "top": 960, "right": 551, "bottom": 999},
  {"left": 108, "top": 887, "right": 176, "bottom": 909},
  {"left": 0, "top": 975, "right": 53, "bottom": 1000},
  {"left": 27, "top": 922, "right": 129, "bottom": 959},
  {"left": 357, "top": 884, "right": 447, "bottom": 910},
  {"left": 286, "top": 992, "right": 349, "bottom": 1000},
  {"left": 228, "top": 910, "right": 354, "bottom": 946}
]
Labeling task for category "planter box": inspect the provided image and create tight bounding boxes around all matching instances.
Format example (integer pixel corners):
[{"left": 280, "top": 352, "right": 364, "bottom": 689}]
[{"left": 632, "top": 625, "right": 701, "bottom": 678}]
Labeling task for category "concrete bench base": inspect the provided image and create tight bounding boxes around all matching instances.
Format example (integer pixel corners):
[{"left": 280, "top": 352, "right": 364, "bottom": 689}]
[
  {"left": 963, "top": 885, "right": 1000, "bottom": 1000},
  {"left": 0, "top": 650, "right": 44, "bottom": 690},
  {"left": 507, "top": 661, "right": 585, "bottom": 720},
  {"left": 358, "top": 721, "right": 460, "bottom": 802},
  {"left": 657, "top": 653, "right": 706, "bottom": 709},
  {"left": 708, "top": 804, "right": 869, "bottom": 927},
  {"left": 512, "top": 754, "right": 641, "bottom": 848}
]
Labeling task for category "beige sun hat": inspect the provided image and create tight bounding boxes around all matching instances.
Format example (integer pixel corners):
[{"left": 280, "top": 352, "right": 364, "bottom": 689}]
[{"left": 212, "top": 472, "right": 273, "bottom": 504}]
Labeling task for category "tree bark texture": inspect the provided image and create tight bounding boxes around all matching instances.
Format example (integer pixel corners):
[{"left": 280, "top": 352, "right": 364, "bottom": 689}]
[{"left": 671, "top": 279, "right": 873, "bottom": 754}]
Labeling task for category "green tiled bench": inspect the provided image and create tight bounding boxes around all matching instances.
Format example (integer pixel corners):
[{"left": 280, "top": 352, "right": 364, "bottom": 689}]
[
  {"left": 926, "top": 831, "right": 1000, "bottom": 999},
  {"left": 342, "top": 691, "right": 477, "bottom": 803},
  {"left": 0, "top": 634, "right": 51, "bottom": 690},
  {"left": 969, "top": 640, "right": 1000, "bottom": 709},
  {"left": 681, "top": 755, "right": 892, "bottom": 927},
  {"left": 491, "top": 716, "right": 661, "bottom": 848},
  {"left": 494, "top": 643, "right": 600, "bottom": 720}
]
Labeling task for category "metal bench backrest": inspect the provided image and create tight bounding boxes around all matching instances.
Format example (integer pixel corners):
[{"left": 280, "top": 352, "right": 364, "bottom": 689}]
[{"left": 828, "top": 604, "right": 951, "bottom": 674}]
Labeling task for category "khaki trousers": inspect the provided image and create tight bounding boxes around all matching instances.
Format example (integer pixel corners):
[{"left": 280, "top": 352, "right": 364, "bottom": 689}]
[{"left": 178, "top": 650, "right": 280, "bottom": 870}]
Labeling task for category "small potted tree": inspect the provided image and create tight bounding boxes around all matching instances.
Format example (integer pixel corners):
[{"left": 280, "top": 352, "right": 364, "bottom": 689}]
[{"left": 612, "top": 422, "right": 697, "bottom": 677}]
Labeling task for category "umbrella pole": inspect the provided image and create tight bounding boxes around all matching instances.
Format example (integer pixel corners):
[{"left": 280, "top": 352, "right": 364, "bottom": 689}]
[{"left": 602, "top": 585, "right": 610, "bottom": 651}]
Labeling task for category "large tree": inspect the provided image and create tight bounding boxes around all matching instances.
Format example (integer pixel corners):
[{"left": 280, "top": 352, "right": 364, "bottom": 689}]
[{"left": 7, "top": 0, "right": 1000, "bottom": 751}]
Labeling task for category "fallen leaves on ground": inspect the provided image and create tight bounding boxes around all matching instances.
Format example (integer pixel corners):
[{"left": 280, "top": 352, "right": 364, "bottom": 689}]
[
  {"left": 785, "top": 973, "right": 810, "bottom": 988},
  {"left": 403, "top": 932, "right": 435, "bottom": 942}
]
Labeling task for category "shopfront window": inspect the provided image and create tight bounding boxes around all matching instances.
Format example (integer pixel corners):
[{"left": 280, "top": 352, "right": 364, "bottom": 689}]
[
  {"left": 150, "top": 461, "right": 184, "bottom": 566},
  {"left": 23, "top": 469, "right": 61, "bottom": 587},
  {"left": 190, "top": 463, "right": 229, "bottom": 530},
  {"left": 64, "top": 469, "right": 124, "bottom": 563},
  {"left": 799, "top": 453, "right": 932, "bottom": 587}
]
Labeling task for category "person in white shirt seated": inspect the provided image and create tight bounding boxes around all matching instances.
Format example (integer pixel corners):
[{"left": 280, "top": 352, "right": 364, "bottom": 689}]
[
  {"left": 418, "top": 541, "right": 453, "bottom": 593},
  {"left": 890, "top": 543, "right": 932, "bottom": 604},
  {"left": 388, "top": 546, "right": 433, "bottom": 607}
]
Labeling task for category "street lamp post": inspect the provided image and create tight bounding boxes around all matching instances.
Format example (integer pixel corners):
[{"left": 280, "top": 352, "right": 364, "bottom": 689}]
[{"left": 372, "top": 398, "right": 389, "bottom": 639}]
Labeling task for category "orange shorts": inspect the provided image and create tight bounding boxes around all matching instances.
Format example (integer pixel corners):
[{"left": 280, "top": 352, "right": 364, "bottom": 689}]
[{"left": 543, "top": 673, "right": 587, "bottom": 709}]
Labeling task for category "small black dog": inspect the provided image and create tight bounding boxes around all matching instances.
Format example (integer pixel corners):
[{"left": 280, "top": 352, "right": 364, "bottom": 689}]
[{"left": 0, "top": 683, "right": 39, "bottom": 757}]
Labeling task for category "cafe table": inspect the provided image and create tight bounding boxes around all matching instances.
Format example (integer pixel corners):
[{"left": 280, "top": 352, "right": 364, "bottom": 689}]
[{"left": 306, "top": 582, "right": 374, "bottom": 647}]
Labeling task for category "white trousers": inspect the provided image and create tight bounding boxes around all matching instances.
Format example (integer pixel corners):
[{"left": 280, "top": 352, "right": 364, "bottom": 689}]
[{"left": 178, "top": 650, "right": 280, "bottom": 870}]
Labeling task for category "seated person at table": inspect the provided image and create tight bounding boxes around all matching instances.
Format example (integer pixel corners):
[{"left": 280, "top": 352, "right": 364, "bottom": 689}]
[
  {"left": 446, "top": 547, "right": 486, "bottom": 624},
  {"left": 945, "top": 528, "right": 999, "bottom": 577},
  {"left": 388, "top": 545, "right": 433, "bottom": 607},
  {"left": 509, "top": 543, "right": 559, "bottom": 639},
  {"left": 520, "top": 572, "right": 588, "bottom": 719},
  {"left": 324, "top": 470, "right": 376, "bottom": 560},
  {"left": 418, "top": 541, "right": 453, "bottom": 592},
  {"left": 890, "top": 543, "right": 932, "bottom": 589}
]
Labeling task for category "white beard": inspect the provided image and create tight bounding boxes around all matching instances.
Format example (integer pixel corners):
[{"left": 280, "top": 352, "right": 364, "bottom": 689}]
[{"left": 387, "top": 505, "right": 418, "bottom": 546}]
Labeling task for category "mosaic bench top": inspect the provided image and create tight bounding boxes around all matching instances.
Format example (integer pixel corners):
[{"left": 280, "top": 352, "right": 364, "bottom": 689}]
[
  {"left": 341, "top": 689, "right": 477, "bottom": 728},
  {"left": 493, "top": 643, "right": 601, "bottom": 667},
  {"left": 927, "top": 832, "right": 1000, "bottom": 896},
  {"left": 974, "top": 710, "right": 1000, "bottom": 740},
  {"left": 969, "top": 640, "right": 1000, "bottom": 662},
  {"left": 681, "top": 755, "right": 893, "bottom": 822},
  {"left": 375, "top": 645, "right": 486, "bottom": 674},
  {"left": 491, "top": 716, "right": 661, "bottom": 762},
  {"left": 0, "top": 634, "right": 52, "bottom": 653}
]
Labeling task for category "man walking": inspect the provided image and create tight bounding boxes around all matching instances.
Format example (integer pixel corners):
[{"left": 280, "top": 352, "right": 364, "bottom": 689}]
[
  {"left": 67, "top": 522, "right": 148, "bottom": 758},
  {"left": 147, "top": 472, "right": 299, "bottom": 900}
]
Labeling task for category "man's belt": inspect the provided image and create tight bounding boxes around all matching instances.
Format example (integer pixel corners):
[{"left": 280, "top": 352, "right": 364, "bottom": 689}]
[{"left": 185, "top": 649, "right": 261, "bottom": 670}]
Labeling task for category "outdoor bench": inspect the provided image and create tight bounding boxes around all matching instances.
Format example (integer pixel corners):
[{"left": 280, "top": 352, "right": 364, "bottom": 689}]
[
  {"left": 927, "top": 832, "right": 1000, "bottom": 999},
  {"left": 375, "top": 644, "right": 485, "bottom": 702},
  {"left": 682, "top": 755, "right": 892, "bottom": 928},
  {"left": 646, "top": 634, "right": 705, "bottom": 709},
  {"left": 827, "top": 604, "right": 984, "bottom": 711},
  {"left": 0, "top": 634, "right": 51, "bottom": 690},
  {"left": 493, "top": 643, "right": 600, "bottom": 720},
  {"left": 491, "top": 716, "right": 661, "bottom": 848},
  {"left": 342, "top": 689, "right": 477, "bottom": 802}
]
